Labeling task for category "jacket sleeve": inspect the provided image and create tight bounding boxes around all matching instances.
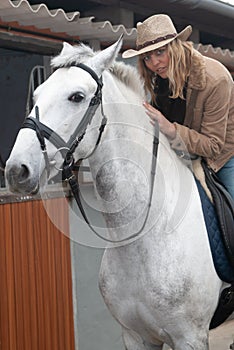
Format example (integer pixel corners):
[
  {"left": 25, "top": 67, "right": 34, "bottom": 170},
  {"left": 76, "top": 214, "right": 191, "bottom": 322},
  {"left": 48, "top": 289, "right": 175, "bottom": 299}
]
[{"left": 170, "top": 77, "right": 232, "bottom": 159}]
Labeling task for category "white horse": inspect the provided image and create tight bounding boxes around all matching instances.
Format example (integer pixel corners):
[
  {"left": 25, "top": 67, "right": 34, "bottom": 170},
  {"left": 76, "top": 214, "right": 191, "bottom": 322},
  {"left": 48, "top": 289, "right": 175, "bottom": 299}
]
[{"left": 5, "top": 38, "right": 228, "bottom": 349}]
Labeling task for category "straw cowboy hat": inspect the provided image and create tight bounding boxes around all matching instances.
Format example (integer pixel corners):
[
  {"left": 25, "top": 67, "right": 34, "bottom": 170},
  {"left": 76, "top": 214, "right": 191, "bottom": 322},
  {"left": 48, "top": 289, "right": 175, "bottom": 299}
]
[{"left": 122, "top": 14, "right": 192, "bottom": 58}]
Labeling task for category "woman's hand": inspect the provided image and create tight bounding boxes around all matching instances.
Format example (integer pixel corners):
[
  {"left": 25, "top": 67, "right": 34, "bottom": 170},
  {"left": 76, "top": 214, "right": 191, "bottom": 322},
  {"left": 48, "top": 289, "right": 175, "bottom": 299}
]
[{"left": 143, "top": 101, "right": 176, "bottom": 140}]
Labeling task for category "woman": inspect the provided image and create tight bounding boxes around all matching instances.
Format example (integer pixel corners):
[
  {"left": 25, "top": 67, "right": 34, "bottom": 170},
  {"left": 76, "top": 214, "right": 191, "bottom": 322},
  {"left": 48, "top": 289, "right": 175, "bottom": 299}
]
[{"left": 122, "top": 14, "right": 234, "bottom": 199}]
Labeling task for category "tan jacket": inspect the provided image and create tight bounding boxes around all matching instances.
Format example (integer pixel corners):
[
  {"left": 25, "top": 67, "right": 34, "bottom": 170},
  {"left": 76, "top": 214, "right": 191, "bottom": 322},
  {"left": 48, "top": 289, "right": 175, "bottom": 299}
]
[{"left": 171, "top": 50, "right": 234, "bottom": 172}]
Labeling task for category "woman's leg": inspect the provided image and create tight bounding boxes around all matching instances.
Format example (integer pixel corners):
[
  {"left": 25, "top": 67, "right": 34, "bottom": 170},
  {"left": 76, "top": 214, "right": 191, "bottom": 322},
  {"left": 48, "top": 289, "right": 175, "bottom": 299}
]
[{"left": 216, "top": 156, "right": 234, "bottom": 200}]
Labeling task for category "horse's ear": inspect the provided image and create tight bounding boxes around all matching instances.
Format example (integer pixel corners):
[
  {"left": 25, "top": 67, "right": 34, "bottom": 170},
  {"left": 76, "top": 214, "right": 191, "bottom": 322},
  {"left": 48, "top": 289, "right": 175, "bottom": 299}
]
[
  {"left": 89, "top": 35, "right": 123, "bottom": 77},
  {"left": 60, "top": 42, "right": 74, "bottom": 56}
]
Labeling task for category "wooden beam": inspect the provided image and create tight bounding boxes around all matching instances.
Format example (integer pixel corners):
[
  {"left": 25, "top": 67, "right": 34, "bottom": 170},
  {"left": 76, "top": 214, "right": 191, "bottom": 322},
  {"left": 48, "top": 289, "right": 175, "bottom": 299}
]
[
  {"left": 0, "top": 30, "right": 62, "bottom": 54},
  {"left": 0, "top": 19, "right": 80, "bottom": 55}
]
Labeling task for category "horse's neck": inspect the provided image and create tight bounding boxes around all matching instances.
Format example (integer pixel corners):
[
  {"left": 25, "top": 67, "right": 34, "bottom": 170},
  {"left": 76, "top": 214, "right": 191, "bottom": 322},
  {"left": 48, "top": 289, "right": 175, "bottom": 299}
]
[
  {"left": 89, "top": 70, "right": 152, "bottom": 185},
  {"left": 85, "top": 73, "right": 147, "bottom": 235},
  {"left": 88, "top": 72, "right": 193, "bottom": 240}
]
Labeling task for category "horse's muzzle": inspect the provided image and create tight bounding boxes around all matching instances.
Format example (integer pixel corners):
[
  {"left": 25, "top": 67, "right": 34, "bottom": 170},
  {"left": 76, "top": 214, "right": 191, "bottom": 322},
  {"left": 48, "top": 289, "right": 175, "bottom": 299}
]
[{"left": 5, "top": 162, "right": 39, "bottom": 195}]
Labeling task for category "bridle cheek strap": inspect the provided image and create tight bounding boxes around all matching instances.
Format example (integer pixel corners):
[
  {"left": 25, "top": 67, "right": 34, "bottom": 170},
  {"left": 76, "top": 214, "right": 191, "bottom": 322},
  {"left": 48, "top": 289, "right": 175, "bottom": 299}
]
[
  {"left": 23, "top": 106, "right": 52, "bottom": 176},
  {"left": 21, "top": 63, "right": 104, "bottom": 175}
]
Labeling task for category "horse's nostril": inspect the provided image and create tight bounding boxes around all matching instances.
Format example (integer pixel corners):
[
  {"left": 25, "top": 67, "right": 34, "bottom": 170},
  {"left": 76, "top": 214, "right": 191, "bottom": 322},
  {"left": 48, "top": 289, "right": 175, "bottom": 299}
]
[
  {"left": 19, "top": 164, "right": 30, "bottom": 182},
  {"left": 6, "top": 163, "right": 31, "bottom": 189}
]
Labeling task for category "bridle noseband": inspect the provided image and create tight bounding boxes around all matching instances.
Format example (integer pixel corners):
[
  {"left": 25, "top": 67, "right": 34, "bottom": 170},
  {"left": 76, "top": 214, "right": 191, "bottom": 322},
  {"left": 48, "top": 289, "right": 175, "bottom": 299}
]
[
  {"left": 21, "top": 63, "right": 159, "bottom": 244},
  {"left": 22, "top": 63, "right": 105, "bottom": 174}
]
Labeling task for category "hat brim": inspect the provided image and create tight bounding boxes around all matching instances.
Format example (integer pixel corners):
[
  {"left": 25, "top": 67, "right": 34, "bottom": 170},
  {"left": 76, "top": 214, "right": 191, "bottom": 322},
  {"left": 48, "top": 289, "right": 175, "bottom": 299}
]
[{"left": 122, "top": 25, "right": 192, "bottom": 59}]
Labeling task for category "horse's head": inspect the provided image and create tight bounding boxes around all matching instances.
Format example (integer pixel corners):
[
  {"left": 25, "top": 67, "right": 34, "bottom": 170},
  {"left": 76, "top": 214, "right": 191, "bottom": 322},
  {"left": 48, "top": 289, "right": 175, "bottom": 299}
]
[{"left": 5, "top": 37, "right": 123, "bottom": 194}]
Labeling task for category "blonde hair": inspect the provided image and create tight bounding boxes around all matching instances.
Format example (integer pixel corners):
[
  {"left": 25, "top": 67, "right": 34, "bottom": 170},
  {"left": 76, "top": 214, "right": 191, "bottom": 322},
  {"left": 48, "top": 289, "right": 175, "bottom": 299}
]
[{"left": 138, "top": 39, "right": 194, "bottom": 104}]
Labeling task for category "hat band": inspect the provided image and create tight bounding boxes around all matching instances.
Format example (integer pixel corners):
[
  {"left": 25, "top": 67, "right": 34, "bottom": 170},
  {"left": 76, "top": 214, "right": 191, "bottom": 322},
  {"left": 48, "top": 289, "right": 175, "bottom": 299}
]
[{"left": 136, "top": 33, "right": 177, "bottom": 50}]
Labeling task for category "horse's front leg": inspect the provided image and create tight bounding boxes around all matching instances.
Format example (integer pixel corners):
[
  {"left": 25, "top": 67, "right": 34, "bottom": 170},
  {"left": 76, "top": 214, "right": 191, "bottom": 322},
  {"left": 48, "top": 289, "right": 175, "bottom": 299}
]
[{"left": 122, "top": 328, "right": 163, "bottom": 350}]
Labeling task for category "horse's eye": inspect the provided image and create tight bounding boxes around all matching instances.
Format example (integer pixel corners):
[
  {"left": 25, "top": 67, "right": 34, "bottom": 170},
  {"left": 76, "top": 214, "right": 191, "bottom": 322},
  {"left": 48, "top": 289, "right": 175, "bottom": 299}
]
[{"left": 68, "top": 92, "right": 85, "bottom": 103}]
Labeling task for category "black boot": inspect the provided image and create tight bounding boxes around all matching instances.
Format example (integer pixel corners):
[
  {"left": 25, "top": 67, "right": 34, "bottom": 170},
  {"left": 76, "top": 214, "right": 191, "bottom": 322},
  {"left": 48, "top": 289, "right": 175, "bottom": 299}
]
[{"left": 210, "top": 284, "right": 234, "bottom": 329}]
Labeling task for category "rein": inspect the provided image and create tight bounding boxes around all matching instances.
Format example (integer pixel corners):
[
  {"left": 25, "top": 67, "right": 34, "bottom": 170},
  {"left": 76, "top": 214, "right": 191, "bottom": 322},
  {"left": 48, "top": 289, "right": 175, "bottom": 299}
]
[
  {"left": 21, "top": 63, "right": 159, "bottom": 244},
  {"left": 64, "top": 121, "right": 159, "bottom": 244}
]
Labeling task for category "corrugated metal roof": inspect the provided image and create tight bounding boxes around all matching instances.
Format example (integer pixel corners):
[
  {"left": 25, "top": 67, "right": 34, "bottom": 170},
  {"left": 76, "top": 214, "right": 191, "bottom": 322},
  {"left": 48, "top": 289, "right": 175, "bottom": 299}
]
[
  {"left": 0, "top": 0, "right": 137, "bottom": 42},
  {"left": 0, "top": 0, "right": 233, "bottom": 70},
  {"left": 195, "top": 43, "right": 234, "bottom": 71}
]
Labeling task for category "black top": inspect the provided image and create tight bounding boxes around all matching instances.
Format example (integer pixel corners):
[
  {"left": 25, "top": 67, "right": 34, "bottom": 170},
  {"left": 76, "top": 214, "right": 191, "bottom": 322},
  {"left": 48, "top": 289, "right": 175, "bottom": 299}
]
[{"left": 153, "top": 76, "right": 186, "bottom": 125}]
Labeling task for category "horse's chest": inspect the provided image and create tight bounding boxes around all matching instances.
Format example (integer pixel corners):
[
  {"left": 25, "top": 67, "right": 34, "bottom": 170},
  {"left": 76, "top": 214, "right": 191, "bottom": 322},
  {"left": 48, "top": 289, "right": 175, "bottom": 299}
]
[
  {"left": 99, "top": 258, "right": 169, "bottom": 343},
  {"left": 99, "top": 248, "right": 167, "bottom": 323},
  {"left": 99, "top": 250, "right": 145, "bottom": 301},
  {"left": 99, "top": 242, "right": 202, "bottom": 323}
]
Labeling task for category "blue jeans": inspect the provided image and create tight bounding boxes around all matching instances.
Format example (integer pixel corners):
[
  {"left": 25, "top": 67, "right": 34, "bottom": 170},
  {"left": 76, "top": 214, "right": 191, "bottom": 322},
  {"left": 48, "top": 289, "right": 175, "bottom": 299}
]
[{"left": 216, "top": 156, "right": 234, "bottom": 200}]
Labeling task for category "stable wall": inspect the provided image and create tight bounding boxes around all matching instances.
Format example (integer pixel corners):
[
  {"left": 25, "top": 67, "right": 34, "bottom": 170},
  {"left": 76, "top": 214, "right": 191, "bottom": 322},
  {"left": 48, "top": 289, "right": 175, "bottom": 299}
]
[{"left": 0, "top": 48, "right": 45, "bottom": 164}]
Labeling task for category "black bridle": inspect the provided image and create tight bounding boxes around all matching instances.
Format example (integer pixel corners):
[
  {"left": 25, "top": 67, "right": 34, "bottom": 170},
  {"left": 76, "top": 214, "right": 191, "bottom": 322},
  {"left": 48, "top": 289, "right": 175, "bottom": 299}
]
[
  {"left": 21, "top": 63, "right": 159, "bottom": 244},
  {"left": 22, "top": 63, "right": 105, "bottom": 174}
]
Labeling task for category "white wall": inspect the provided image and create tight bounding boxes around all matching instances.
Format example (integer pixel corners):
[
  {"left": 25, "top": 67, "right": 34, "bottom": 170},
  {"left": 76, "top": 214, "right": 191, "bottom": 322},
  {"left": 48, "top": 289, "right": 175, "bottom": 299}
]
[{"left": 69, "top": 184, "right": 125, "bottom": 350}]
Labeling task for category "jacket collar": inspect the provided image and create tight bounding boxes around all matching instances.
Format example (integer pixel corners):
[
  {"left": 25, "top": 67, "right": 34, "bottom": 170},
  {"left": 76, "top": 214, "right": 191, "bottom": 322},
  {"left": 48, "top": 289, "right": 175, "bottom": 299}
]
[{"left": 187, "top": 50, "right": 206, "bottom": 90}]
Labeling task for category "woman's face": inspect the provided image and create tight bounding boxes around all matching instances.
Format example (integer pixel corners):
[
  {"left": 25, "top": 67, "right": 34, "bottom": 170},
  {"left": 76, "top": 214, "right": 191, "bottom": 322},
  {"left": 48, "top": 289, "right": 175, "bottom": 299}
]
[{"left": 142, "top": 46, "right": 169, "bottom": 78}]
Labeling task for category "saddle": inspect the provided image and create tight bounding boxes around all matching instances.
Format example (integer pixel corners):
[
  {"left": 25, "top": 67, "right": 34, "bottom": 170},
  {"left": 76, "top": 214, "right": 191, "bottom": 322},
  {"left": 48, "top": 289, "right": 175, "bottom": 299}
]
[
  {"left": 193, "top": 158, "right": 234, "bottom": 329},
  {"left": 200, "top": 159, "right": 234, "bottom": 270}
]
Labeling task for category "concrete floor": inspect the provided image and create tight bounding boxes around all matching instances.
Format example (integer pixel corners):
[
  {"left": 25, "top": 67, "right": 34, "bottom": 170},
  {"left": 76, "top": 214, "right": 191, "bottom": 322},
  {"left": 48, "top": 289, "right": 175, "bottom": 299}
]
[
  {"left": 163, "top": 320, "right": 234, "bottom": 350},
  {"left": 209, "top": 319, "right": 234, "bottom": 350}
]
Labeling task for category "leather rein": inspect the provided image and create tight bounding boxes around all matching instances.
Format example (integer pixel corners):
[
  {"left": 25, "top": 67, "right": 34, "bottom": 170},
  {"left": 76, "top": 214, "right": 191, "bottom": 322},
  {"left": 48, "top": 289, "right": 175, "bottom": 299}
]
[{"left": 21, "top": 63, "right": 159, "bottom": 243}]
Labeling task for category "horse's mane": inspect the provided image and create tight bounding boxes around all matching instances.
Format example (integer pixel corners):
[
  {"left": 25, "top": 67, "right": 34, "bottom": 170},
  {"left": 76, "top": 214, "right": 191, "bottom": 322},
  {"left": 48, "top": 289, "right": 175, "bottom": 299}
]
[
  {"left": 109, "top": 61, "right": 145, "bottom": 98},
  {"left": 51, "top": 43, "right": 145, "bottom": 98}
]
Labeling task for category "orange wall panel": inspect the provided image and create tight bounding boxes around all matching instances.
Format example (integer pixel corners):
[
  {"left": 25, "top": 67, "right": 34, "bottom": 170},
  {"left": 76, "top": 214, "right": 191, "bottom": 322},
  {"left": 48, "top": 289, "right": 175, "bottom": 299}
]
[{"left": 0, "top": 198, "right": 75, "bottom": 350}]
